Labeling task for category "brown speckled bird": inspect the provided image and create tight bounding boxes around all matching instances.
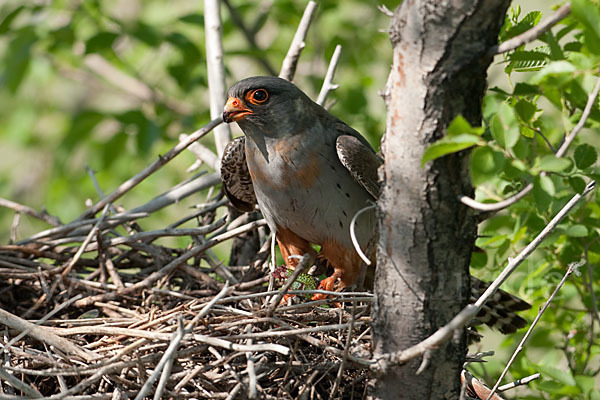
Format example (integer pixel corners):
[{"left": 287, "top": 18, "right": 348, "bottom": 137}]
[{"left": 220, "top": 76, "right": 530, "bottom": 333}]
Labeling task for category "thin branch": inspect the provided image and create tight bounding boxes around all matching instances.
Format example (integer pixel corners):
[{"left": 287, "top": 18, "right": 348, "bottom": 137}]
[
  {"left": 73, "top": 219, "right": 267, "bottom": 307},
  {"left": 265, "top": 253, "right": 312, "bottom": 316},
  {"left": 461, "top": 71, "right": 600, "bottom": 212},
  {"left": 331, "top": 301, "right": 356, "bottom": 397},
  {"left": 374, "top": 181, "right": 595, "bottom": 372},
  {"left": 61, "top": 204, "right": 110, "bottom": 277},
  {"left": 485, "top": 263, "right": 579, "bottom": 400},
  {"left": 316, "top": 44, "right": 342, "bottom": 106},
  {"left": 491, "top": 3, "right": 572, "bottom": 55},
  {"left": 0, "top": 304, "right": 96, "bottom": 362},
  {"left": 555, "top": 69, "right": 600, "bottom": 157},
  {"left": 180, "top": 134, "right": 220, "bottom": 171},
  {"left": 0, "top": 197, "right": 62, "bottom": 227},
  {"left": 135, "top": 317, "right": 185, "bottom": 400},
  {"left": 205, "top": 0, "right": 232, "bottom": 157},
  {"left": 77, "top": 117, "right": 222, "bottom": 220},
  {"left": 279, "top": 1, "right": 318, "bottom": 81},
  {"left": 0, "top": 368, "right": 43, "bottom": 398}
]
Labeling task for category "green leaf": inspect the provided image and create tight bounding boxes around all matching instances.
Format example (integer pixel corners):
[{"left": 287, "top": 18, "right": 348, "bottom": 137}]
[
  {"left": 536, "top": 364, "right": 577, "bottom": 387},
  {"left": 515, "top": 99, "right": 537, "bottom": 122},
  {"left": 85, "top": 32, "right": 119, "bottom": 54},
  {"left": 513, "top": 82, "right": 541, "bottom": 96},
  {"left": 131, "top": 22, "right": 162, "bottom": 47},
  {"left": 568, "top": 176, "right": 587, "bottom": 193},
  {"left": 179, "top": 13, "right": 205, "bottom": 25},
  {"left": 566, "top": 224, "right": 589, "bottom": 237},
  {"left": 421, "top": 116, "right": 485, "bottom": 166},
  {"left": 571, "top": 0, "right": 600, "bottom": 54},
  {"left": 490, "top": 103, "right": 519, "bottom": 149},
  {"left": 533, "top": 175, "right": 554, "bottom": 211},
  {"left": 0, "top": 5, "right": 25, "bottom": 35},
  {"left": 539, "top": 174, "right": 555, "bottom": 196},
  {"left": 532, "top": 61, "right": 577, "bottom": 84},
  {"left": 537, "top": 155, "right": 572, "bottom": 172},
  {"left": 500, "top": 10, "right": 542, "bottom": 41},
  {"left": 63, "top": 111, "right": 105, "bottom": 150},
  {"left": 507, "top": 49, "right": 549, "bottom": 72},
  {"left": 421, "top": 133, "right": 482, "bottom": 166},
  {"left": 3, "top": 26, "right": 37, "bottom": 93},
  {"left": 470, "top": 146, "right": 506, "bottom": 186},
  {"left": 446, "top": 115, "right": 485, "bottom": 136},
  {"left": 574, "top": 143, "right": 597, "bottom": 169}
]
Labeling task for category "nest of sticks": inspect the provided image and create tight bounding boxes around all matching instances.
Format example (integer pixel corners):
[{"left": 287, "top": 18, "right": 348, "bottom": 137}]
[{"left": 0, "top": 169, "right": 375, "bottom": 399}]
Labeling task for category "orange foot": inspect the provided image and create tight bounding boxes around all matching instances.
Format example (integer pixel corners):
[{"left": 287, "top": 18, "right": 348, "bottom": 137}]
[{"left": 312, "top": 275, "right": 339, "bottom": 301}]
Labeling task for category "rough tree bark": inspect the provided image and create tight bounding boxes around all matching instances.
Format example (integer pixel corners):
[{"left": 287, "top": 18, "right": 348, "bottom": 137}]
[{"left": 372, "top": 1, "right": 511, "bottom": 399}]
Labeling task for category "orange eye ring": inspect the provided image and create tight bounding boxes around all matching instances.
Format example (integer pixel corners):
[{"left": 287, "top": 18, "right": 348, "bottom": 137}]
[{"left": 246, "top": 89, "right": 269, "bottom": 105}]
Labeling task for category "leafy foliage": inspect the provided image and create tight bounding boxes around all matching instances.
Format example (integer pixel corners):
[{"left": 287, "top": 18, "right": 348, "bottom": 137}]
[{"left": 426, "top": 1, "right": 600, "bottom": 397}]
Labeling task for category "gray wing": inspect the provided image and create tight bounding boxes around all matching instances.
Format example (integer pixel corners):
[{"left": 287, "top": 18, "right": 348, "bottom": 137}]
[
  {"left": 335, "top": 124, "right": 383, "bottom": 200},
  {"left": 220, "top": 136, "right": 257, "bottom": 212}
]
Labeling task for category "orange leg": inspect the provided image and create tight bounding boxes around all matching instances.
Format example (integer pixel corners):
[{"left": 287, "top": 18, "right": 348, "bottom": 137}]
[
  {"left": 276, "top": 225, "right": 316, "bottom": 269},
  {"left": 274, "top": 226, "right": 315, "bottom": 304},
  {"left": 313, "top": 239, "right": 361, "bottom": 301}
]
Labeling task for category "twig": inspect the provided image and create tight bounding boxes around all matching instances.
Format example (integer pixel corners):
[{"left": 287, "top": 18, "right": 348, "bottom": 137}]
[
  {"left": 61, "top": 204, "right": 110, "bottom": 277},
  {"left": 331, "top": 300, "right": 356, "bottom": 397},
  {"left": 0, "top": 367, "right": 43, "bottom": 398},
  {"left": 16, "top": 212, "right": 149, "bottom": 245},
  {"left": 205, "top": 0, "right": 232, "bottom": 156},
  {"left": 180, "top": 134, "right": 220, "bottom": 171},
  {"left": 485, "top": 263, "right": 579, "bottom": 400},
  {"left": 555, "top": 70, "right": 600, "bottom": 158},
  {"left": 186, "top": 281, "right": 231, "bottom": 330},
  {"left": 461, "top": 71, "right": 600, "bottom": 211},
  {"left": 80, "top": 219, "right": 227, "bottom": 252},
  {"left": 77, "top": 117, "right": 222, "bottom": 219},
  {"left": 151, "top": 318, "right": 185, "bottom": 400},
  {"left": 0, "top": 197, "right": 62, "bottom": 227},
  {"left": 0, "top": 305, "right": 96, "bottom": 362},
  {"left": 375, "top": 181, "right": 595, "bottom": 372},
  {"left": 2, "top": 294, "right": 83, "bottom": 351},
  {"left": 73, "top": 219, "right": 266, "bottom": 307},
  {"left": 265, "top": 254, "right": 312, "bottom": 316},
  {"left": 133, "top": 315, "right": 184, "bottom": 400},
  {"left": 497, "top": 372, "right": 540, "bottom": 392},
  {"left": 278, "top": 1, "right": 318, "bottom": 81},
  {"left": 316, "top": 44, "right": 342, "bottom": 106},
  {"left": 491, "top": 3, "right": 571, "bottom": 55},
  {"left": 245, "top": 324, "right": 258, "bottom": 399}
]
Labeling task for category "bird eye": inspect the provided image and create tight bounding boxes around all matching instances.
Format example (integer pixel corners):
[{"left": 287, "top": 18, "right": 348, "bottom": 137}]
[{"left": 247, "top": 89, "right": 269, "bottom": 104}]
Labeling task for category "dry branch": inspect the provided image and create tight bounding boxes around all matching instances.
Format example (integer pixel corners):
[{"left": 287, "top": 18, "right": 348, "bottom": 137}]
[{"left": 279, "top": 1, "right": 318, "bottom": 81}]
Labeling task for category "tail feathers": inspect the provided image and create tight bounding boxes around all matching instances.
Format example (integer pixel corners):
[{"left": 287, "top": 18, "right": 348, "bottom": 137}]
[{"left": 470, "top": 277, "right": 531, "bottom": 334}]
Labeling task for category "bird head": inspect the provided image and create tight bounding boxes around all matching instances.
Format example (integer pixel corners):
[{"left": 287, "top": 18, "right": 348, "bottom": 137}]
[{"left": 223, "top": 76, "right": 316, "bottom": 136}]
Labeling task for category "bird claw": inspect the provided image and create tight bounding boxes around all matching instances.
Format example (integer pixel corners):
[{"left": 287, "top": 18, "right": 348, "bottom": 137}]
[{"left": 311, "top": 276, "right": 338, "bottom": 301}]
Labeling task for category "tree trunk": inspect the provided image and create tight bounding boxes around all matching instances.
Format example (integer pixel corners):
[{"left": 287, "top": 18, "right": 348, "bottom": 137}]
[{"left": 372, "top": 1, "right": 510, "bottom": 398}]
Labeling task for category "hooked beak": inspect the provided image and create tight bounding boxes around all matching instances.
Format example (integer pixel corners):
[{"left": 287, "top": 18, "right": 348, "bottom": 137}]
[{"left": 223, "top": 97, "right": 252, "bottom": 123}]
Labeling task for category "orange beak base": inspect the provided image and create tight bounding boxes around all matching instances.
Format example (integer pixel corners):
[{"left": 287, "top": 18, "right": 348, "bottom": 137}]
[{"left": 223, "top": 97, "right": 252, "bottom": 123}]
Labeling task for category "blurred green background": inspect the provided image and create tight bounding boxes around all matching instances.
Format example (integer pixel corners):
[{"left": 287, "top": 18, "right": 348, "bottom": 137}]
[{"left": 0, "top": 0, "right": 399, "bottom": 242}]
